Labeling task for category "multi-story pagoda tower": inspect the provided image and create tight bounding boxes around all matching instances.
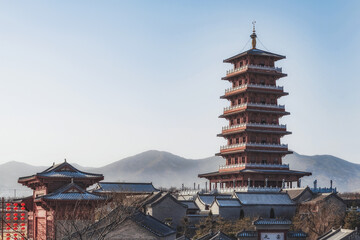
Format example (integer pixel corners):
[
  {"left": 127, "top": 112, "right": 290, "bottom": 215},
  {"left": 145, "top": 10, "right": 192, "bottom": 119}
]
[{"left": 199, "top": 25, "right": 311, "bottom": 191}]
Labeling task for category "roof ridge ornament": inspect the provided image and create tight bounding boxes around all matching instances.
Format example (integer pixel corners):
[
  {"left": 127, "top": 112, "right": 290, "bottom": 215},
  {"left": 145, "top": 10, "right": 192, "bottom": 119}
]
[{"left": 251, "top": 21, "right": 257, "bottom": 49}]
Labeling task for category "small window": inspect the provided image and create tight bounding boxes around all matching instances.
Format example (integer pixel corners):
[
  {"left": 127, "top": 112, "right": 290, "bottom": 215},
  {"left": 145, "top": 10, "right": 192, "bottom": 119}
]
[{"left": 242, "top": 157, "right": 245, "bottom": 163}]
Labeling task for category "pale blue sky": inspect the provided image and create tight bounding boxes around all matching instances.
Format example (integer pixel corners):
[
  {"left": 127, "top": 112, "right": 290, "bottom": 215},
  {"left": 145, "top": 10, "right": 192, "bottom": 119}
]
[{"left": 0, "top": 1, "right": 359, "bottom": 166}]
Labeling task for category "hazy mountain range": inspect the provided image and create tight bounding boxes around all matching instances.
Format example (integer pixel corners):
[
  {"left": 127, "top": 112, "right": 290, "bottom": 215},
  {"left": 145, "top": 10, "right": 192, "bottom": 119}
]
[{"left": 0, "top": 150, "right": 359, "bottom": 197}]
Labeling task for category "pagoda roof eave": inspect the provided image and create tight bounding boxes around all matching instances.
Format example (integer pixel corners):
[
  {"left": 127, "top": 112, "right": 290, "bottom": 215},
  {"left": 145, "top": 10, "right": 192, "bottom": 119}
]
[
  {"left": 222, "top": 72, "right": 287, "bottom": 81},
  {"left": 223, "top": 48, "right": 286, "bottom": 63},
  {"left": 218, "top": 130, "right": 292, "bottom": 137},
  {"left": 198, "top": 169, "right": 312, "bottom": 178},
  {"left": 217, "top": 150, "right": 293, "bottom": 155},
  {"left": 220, "top": 92, "right": 288, "bottom": 99},
  {"left": 219, "top": 110, "right": 290, "bottom": 118}
]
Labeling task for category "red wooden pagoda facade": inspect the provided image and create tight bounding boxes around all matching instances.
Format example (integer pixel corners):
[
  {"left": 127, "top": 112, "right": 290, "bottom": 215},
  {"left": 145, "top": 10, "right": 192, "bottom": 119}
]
[
  {"left": 18, "top": 161, "right": 106, "bottom": 240},
  {"left": 199, "top": 26, "right": 311, "bottom": 191}
]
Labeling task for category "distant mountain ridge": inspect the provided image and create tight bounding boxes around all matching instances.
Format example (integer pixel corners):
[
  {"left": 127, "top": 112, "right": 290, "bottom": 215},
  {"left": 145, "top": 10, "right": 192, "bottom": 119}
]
[{"left": 0, "top": 150, "right": 359, "bottom": 197}]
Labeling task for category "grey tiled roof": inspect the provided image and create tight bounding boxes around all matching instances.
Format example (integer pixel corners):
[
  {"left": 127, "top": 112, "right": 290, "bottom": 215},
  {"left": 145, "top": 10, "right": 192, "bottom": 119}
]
[
  {"left": 235, "top": 192, "right": 294, "bottom": 205},
  {"left": 180, "top": 200, "right": 199, "bottom": 210},
  {"left": 282, "top": 187, "right": 312, "bottom": 200},
  {"left": 287, "top": 231, "right": 307, "bottom": 238},
  {"left": 254, "top": 218, "right": 292, "bottom": 225},
  {"left": 237, "top": 230, "right": 258, "bottom": 238},
  {"left": 92, "top": 182, "right": 158, "bottom": 193},
  {"left": 198, "top": 194, "right": 232, "bottom": 205},
  {"left": 318, "top": 228, "right": 356, "bottom": 240},
  {"left": 131, "top": 211, "right": 176, "bottom": 237},
  {"left": 38, "top": 183, "right": 107, "bottom": 201},
  {"left": 216, "top": 199, "right": 241, "bottom": 207}
]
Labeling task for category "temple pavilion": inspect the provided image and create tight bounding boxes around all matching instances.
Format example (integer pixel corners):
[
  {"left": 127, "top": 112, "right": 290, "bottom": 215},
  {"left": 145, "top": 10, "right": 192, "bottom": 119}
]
[
  {"left": 198, "top": 24, "right": 311, "bottom": 191},
  {"left": 18, "top": 160, "right": 107, "bottom": 240}
]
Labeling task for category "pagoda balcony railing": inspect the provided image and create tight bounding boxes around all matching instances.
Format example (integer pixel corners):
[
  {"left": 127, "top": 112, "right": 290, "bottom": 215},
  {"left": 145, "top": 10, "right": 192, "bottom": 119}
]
[
  {"left": 225, "top": 84, "right": 283, "bottom": 94},
  {"left": 219, "top": 163, "right": 289, "bottom": 170},
  {"left": 219, "top": 186, "right": 281, "bottom": 193},
  {"left": 222, "top": 123, "right": 286, "bottom": 131},
  {"left": 220, "top": 143, "right": 288, "bottom": 150},
  {"left": 226, "top": 64, "right": 282, "bottom": 75},
  {"left": 224, "top": 103, "right": 285, "bottom": 112}
]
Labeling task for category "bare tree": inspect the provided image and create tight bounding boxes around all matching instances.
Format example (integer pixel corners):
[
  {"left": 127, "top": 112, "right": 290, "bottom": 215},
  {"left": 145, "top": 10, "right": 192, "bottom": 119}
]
[
  {"left": 57, "top": 193, "right": 147, "bottom": 240},
  {"left": 292, "top": 198, "right": 345, "bottom": 239}
]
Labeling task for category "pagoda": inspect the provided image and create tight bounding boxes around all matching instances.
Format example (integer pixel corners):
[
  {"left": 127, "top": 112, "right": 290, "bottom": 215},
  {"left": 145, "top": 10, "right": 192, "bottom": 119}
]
[
  {"left": 18, "top": 160, "right": 106, "bottom": 240},
  {"left": 198, "top": 24, "right": 311, "bottom": 191}
]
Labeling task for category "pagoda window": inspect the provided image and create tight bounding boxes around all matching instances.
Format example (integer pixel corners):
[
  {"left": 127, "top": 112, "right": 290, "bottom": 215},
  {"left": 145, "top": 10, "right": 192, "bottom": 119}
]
[
  {"left": 236, "top": 138, "right": 239, "bottom": 144},
  {"left": 242, "top": 157, "right": 245, "bottom": 163},
  {"left": 234, "top": 158, "right": 238, "bottom": 164},
  {"left": 272, "top": 138, "right": 277, "bottom": 144},
  {"left": 239, "top": 61, "right": 243, "bottom": 67},
  {"left": 274, "top": 158, "right": 279, "bottom": 164},
  {"left": 261, "top": 119, "right": 266, "bottom": 124},
  {"left": 261, "top": 138, "right": 267, "bottom": 144},
  {"left": 245, "top": 79, "right": 248, "bottom": 84},
  {"left": 262, "top": 159, "right": 267, "bottom": 164},
  {"left": 271, "top": 99, "right": 276, "bottom": 104},
  {"left": 242, "top": 117, "right": 246, "bottom": 123},
  {"left": 237, "top": 118, "right": 240, "bottom": 124},
  {"left": 242, "top": 137, "right": 246, "bottom": 142},
  {"left": 260, "top": 79, "right": 265, "bottom": 85},
  {"left": 230, "top": 120, "right": 234, "bottom": 125},
  {"left": 227, "top": 158, "right": 231, "bottom": 165},
  {"left": 261, "top": 99, "right": 266, "bottom": 104}
]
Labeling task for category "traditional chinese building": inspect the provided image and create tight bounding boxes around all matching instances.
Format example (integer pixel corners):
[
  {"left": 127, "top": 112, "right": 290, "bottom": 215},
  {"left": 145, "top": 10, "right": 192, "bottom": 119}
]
[
  {"left": 18, "top": 160, "right": 107, "bottom": 240},
  {"left": 198, "top": 25, "right": 311, "bottom": 190}
]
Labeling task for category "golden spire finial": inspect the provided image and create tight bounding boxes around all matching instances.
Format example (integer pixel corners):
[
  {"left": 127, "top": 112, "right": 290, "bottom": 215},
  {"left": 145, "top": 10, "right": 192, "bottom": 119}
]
[{"left": 250, "top": 21, "right": 257, "bottom": 49}]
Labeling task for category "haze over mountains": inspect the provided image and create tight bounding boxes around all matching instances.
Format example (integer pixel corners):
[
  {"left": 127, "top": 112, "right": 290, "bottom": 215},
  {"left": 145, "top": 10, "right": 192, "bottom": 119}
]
[{"left": 0, "top": 150, "right": 359, "bottom": 197}]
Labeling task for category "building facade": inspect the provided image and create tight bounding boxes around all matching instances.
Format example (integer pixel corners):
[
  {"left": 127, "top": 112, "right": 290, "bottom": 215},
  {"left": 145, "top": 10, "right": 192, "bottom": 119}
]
[{"left": 199, "top": 26, "right": 311, "bottom": 190}]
